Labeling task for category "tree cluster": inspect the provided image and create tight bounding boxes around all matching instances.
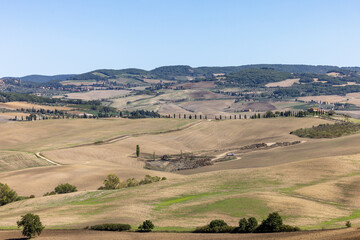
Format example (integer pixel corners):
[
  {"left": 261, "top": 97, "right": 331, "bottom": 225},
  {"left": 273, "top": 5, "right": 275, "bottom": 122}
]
[
  {"left": 195, "top": 212, "right": 299, "bottom": 234},
  {"left": 98, "top": 174, "right": 166, "bottom": 190}
]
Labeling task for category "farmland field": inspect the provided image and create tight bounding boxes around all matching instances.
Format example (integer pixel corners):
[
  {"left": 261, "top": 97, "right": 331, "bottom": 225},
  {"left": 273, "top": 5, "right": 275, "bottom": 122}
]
[{"left": 0, "top": 116, "right": 360, "bottom": 233}]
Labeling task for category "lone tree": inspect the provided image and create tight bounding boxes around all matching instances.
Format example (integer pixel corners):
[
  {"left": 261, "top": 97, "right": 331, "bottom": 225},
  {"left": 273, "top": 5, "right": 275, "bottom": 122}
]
[
  {"left": 137, "top": 220, "right": 154, "bottom": 232},
  {"left": 0, "top": 183, "right": 18, "bottom": 206},
  {"left": 136, "top": 145, "right": 140, "bottom": 158},
  {"left": 17, "top": 213, "right": 44, "bottom": 239}
]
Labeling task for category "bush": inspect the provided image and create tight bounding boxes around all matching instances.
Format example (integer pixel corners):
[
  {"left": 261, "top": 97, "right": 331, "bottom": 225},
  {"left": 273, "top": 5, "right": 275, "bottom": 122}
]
[
  {"left": 346, "top": 220, "right": 352, "bottom": 228},
  {"left": 102, "top": 174, "right": 121, "bottom": 190},
  {"left": 0, "top": 183, "right": 18, "bottom": 206},
  {"left": 194, "top": 219, "right": 234, "bottom": 233},
  {"left": 54, "top": 183, "right": 77, "bottom": 194},
  {"left": 99, "top": 174, "right": 166, "bottom": 190},
  {"left": 137, "top": 220, "right": 154, "bottom": 232},
  {"left": 279, "top": 224, "right": 300, "bottom": 232},
  {"left": 17, "top": 213, "right": 45, "bottom": 238},
  {"left": 89, "top": 223, "right": 131, "bottom": 231},
  {"left": 43, "top": 191, "right": 56, "bottom": 196}
]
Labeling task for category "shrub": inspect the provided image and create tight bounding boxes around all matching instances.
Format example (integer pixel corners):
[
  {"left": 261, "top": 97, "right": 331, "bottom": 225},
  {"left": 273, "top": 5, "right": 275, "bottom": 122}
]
[
  {"left": 17, "top": 213, "right": 45, "bottom": 238},
  {"left": 54, "top": 183, "right": 77, "bottom": 194},
  {"left": 194, "top": 219, "right": 234, "bottom": 233},
  {"left": 346, "top": 220, "right": 352, "bottom": 228},
  {"left": 89, "top": 223, "right": 131, "bottom": 231},
  {"left": 126, "top": 178, "right": 139, "bottom": 187},
  {"left": 99, "top": 174, "right": 166, "bottom": 190},
  {"left": 139, "top": 175, "right": 161, "bottom": 185},
  {"left": 0, "top": 183, "right": 18, "bottom": 206},
  {"left": 279, "top": 224, "right": 300, "bottom": 232},
  {"left": 101, "top": 174, "right": 121, "bottom": 190},
  {"left": 43, "top": 191, "right": 56, "bottom": 196},
  {"left": 137, "top": 220, "right": 154, "bottom": 232}
]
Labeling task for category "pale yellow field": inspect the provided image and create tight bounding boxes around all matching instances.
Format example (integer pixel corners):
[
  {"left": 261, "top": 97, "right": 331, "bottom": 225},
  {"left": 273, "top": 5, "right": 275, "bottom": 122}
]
[{"left": 0, "top": 101, "right": 71, "bottom": 111}]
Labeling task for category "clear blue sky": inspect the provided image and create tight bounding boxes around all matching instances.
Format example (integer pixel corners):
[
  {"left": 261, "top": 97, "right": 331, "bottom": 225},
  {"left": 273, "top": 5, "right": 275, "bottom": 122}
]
[{"left": 0, "top": 0, "right": 359, "bottom": 76}]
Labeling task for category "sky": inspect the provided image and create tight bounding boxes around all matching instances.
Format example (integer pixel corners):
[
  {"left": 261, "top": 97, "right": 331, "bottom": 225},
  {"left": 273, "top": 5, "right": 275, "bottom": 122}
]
[{"left": 0, "top": 0, "right": 359, "bottom": 77}]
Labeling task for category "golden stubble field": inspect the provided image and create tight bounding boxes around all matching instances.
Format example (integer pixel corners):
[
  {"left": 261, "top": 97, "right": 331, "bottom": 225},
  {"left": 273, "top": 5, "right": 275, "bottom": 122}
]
[{"left": 0, "top": 117, "right": 360, "bottom": 231}]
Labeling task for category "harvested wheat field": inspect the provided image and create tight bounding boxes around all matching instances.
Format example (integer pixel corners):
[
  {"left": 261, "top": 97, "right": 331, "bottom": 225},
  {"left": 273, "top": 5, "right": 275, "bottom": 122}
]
[{"left": 0, "top": 101, "right": 71, "bottom": 111}]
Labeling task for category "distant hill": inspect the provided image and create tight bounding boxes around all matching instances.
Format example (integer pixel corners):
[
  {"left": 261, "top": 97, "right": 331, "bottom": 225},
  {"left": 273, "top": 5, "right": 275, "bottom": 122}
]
[
  {"left": 19, "top": 74, "right": 76, "bottom": 83},
  {"left": 3, "top": 64, "right": 360, "bottom": 83},
  {"left": 67, "top": 64, "right": 360, "bottom": 81}
]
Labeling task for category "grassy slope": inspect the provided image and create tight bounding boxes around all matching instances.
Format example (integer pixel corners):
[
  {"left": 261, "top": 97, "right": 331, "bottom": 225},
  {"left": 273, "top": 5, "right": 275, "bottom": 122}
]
[{"left": 0, "top": 152, "right": 359, "bottom": 230}]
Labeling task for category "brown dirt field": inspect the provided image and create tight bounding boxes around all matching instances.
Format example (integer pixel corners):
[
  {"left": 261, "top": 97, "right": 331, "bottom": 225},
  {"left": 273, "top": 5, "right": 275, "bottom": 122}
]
[
  {"left": 0, "top": 118, "right": 192, "bottom": 152},
  {"left": 181, "top": 131, "right": 360, "bottom": 174},
  {"left": 1, "top": 228, "right": 360, "bottom": 240},
  {"left": 0, "top": 102, "right": 71, "bottom": 111},
  {"left": 62, "top": 90, "right": 131, "bottom": 100},
  {"left": 265, "top": 78, "right": 300, "bottom": 87},
  {"left": 0, "top": 164, "right": 181, "bottom": 196}
]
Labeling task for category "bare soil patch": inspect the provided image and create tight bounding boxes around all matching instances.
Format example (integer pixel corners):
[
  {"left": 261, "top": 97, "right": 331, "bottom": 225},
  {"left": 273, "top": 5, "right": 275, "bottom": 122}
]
[{"left": 265, "top": 78, "right": 300, "bottom": 87}]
